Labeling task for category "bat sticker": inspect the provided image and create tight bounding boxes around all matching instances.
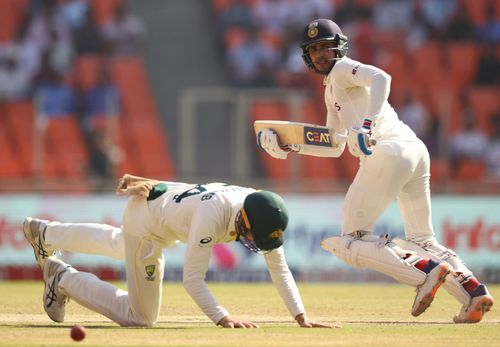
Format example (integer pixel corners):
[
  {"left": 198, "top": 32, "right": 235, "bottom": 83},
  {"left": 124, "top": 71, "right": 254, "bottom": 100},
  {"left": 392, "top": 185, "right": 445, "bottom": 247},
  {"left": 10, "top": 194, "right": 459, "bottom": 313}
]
[{"left": 304, "top": 126, "right": 332, "bottom": 147}]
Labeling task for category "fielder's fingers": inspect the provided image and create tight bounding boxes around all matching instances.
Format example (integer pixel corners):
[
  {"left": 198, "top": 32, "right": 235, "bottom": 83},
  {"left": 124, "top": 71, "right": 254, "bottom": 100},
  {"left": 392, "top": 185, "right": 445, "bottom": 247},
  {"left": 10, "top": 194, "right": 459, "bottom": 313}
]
[
  {"left": 311, "top": 321, "right": 335, "bottom": 328},
  {"left": 299, "top": 322, "right": 313, "bottom": 328},
  {"left": 238, "top": 321, "right": 258, "bottom": 328}
]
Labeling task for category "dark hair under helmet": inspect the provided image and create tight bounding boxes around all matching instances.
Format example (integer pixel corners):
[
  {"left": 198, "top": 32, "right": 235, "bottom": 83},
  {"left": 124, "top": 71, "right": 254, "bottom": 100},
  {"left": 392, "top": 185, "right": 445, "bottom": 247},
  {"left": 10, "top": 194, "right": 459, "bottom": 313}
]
[
  {"left": 237, "top": 191, "right": 289, "bottom": 252},
  {"left": 300, "top": 18, "right": 348, "bottom": 75}
]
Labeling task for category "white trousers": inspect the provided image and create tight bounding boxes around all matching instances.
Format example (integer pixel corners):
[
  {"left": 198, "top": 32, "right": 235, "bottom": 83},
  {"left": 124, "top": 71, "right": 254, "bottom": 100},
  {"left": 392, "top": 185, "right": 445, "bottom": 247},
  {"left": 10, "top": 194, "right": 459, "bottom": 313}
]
[
  {"left": 343, "top": 139, "right": 434, "bottom": 243},
  {"left": 340, "top": 139, "right": 477, "bottom": 304},
  {"left": 57, "top": 197, "right": 165, "bottom": 326}
]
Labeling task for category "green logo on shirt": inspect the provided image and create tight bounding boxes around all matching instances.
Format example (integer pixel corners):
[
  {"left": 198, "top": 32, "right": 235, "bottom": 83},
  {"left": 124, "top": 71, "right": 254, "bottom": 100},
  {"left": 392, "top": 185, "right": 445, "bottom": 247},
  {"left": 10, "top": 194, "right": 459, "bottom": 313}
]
[{"left": 145, "top": 265, "right": 156, "bottom": 281}]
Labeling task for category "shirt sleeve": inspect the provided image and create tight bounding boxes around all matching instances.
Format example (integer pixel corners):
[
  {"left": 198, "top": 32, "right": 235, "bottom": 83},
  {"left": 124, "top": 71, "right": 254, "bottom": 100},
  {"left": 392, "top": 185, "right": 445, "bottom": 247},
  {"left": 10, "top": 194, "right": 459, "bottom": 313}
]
[
  {"left": 335, "top": 59, "right": 392, "bottom": 121},
  {"left": 264, "top": 246, "right": 305, "bottom": 319},
  {"left": 182, "top": 201, "right": 229, "bottom": 324}
]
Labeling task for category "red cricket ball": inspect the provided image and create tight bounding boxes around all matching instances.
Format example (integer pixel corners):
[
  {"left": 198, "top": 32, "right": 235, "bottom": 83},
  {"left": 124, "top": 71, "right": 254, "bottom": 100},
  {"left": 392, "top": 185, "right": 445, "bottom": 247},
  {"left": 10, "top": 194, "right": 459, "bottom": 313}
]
[{"left": 70, "top": 325, "right": 86, "bottom": 341}]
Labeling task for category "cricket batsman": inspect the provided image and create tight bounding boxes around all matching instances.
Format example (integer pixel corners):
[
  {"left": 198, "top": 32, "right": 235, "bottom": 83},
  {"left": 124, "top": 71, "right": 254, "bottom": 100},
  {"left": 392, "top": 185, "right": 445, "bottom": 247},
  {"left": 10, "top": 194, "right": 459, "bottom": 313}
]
[{"left": 256, "top": 18, "right": 494, "bottom": 323}]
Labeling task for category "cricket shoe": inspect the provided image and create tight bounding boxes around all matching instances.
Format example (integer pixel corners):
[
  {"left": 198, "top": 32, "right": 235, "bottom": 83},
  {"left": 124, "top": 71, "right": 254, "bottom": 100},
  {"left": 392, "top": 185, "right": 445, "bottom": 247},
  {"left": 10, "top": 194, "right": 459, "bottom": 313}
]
[
  {"left": 43, "top": 257, "right": 71, "bottom": 323},
  {"left": 23, "top": 217, "right": 55, "bottom": 269},
  {"left": 453, "top": 285, "right": 494, "bottom": 323},
  {"left": 411, "top": 262, "right": 452, "bottom": 317}
]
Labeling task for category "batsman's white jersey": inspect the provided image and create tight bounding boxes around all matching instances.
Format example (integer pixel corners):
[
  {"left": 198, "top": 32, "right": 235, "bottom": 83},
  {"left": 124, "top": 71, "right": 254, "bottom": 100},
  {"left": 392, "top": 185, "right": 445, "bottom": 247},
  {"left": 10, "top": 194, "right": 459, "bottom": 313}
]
[{"left": 51, "top": 182, "right": 305, "bottom": 326}]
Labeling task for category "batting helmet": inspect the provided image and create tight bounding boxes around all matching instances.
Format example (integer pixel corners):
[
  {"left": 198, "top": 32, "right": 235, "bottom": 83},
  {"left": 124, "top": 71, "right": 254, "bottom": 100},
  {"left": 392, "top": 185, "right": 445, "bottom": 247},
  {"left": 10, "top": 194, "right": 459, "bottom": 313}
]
[
  {"left": 300, "top": 18, "right": 348, "bottom": 75},
  {"left": 236, "top": 191, "right": 288, "bottom": 253}
]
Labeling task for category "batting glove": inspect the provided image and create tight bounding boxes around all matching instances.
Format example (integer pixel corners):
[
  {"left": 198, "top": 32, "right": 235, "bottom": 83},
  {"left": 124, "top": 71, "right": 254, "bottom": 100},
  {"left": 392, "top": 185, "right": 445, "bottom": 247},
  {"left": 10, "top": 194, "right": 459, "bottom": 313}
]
[
  {"left": 347, "top": 119, "right": 375, "bottom": 157},
  {"left": 257, "top": 128, "right": 299, "bottom": 160}
]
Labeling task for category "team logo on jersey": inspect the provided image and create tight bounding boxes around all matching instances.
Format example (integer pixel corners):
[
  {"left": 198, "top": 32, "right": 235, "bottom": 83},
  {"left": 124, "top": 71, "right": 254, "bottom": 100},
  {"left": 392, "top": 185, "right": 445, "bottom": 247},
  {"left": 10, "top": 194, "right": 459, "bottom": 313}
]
[
  {"left": 200, "top": 237, "right": 213, "bottom": 245},
  {"left": 307, "top": 23, "right": 319, "bottom": 38},
  {"left": 304, "top": 126, "right": 332, "bottom": 147},
  {"left": 145, "top": 265, "right": 156, "bottom": 281},
  {"left": 352, "top": 64, "right": 360, "bottom": 75}
]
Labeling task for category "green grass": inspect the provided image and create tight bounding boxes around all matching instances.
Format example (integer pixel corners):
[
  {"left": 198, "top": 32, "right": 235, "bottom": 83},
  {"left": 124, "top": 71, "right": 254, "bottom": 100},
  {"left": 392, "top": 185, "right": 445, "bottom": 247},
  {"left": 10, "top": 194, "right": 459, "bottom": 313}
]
[{"left": 0, "top": 282, "right": 498, "bottom": 346}]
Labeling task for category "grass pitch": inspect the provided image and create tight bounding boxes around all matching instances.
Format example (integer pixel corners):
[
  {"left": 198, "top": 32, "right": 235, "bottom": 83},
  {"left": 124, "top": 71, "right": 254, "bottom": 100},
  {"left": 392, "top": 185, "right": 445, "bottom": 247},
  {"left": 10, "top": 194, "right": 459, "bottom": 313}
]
[{"left": 0, "top": 281, "right": 498, "bottom": 346}]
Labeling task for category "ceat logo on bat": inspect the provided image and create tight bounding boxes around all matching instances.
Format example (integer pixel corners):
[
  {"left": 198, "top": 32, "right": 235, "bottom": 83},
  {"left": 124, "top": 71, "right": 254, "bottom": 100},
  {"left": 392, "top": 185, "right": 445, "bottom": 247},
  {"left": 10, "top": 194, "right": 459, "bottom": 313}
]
[{"left": 304, "top": 126, "right": 332, "bottom": 147}]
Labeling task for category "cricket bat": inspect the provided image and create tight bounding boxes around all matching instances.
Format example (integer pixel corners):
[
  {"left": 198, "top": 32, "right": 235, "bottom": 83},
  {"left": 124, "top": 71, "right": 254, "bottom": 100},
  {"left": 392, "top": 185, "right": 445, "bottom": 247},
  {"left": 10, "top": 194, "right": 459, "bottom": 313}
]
[{"left": 254, "top": 120, "right": 345, "bottom": 148}]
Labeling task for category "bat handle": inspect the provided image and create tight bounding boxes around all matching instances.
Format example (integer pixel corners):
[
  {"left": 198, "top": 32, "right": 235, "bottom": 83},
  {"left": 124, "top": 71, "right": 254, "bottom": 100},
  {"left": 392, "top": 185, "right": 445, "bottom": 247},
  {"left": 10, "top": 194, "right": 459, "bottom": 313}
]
[
  {"left": 333, "top": 133, "right": 348, "bottom": 144},
  {"left": 334, "top": 133, "right": 377, "bottom": 146}
]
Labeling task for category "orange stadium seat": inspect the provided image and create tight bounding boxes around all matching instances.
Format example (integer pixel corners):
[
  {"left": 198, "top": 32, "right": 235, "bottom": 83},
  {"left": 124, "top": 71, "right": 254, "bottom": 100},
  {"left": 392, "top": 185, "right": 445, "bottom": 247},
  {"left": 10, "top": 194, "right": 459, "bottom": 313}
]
[
  {"left": 430, "top": 158, "right": 450, "bottom": 185},
  {"left": 4, "top": 101, "right": 35, "bottom": 176},
  {"left": 468, "top": 86, "right": 500, "bottom": 135},
  {"left": 0, "top": 125, "right": 22, "bottom": 177},
  {"left": 0, "top": 0, "right": 28, "bottom": 42},
  {"left": 461, "top": 0, "right": 490, "bottom": 25},
  {"left": 411, "top": 43, "right": 448, "bottom": 89},
  {"left": 73, "top": 54, "right": 104, "bottom": 89},
  {"left": 380, "top": 50, "right": 410, "bottom": 106},
  {"left": 91, "top": 0, "right": 122, "bottom": 26},
  {"left": 258, "top": 30, "right": 283, "bottom": 50},
  {"left": 111, "top": 57, "right": 157, "bottom": 115},
  {"left": 212, "top": 0, "right": 231, "bottom": 12},
  {"left": 110, "top": 56, "right": 175, "bottom": 178},
  {"left": 44, "top": 116, "right": 88, "bottom": 178},
  {"left": 446, "top": 43, "right": 480, "bottom": 90},
  {"left": 454, "top": 159, "right": 487, "bottom": 181}
]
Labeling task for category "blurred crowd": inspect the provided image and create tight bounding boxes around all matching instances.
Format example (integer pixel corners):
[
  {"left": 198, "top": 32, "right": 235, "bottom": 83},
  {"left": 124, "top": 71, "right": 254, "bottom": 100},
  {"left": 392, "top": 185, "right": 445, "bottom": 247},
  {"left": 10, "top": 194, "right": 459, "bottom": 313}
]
[
  {"left": 0, "top": 0, "right": 146, "bottom": 188},
  {"left": 213, "top": 0, "right": 500, "bottom": 182}
]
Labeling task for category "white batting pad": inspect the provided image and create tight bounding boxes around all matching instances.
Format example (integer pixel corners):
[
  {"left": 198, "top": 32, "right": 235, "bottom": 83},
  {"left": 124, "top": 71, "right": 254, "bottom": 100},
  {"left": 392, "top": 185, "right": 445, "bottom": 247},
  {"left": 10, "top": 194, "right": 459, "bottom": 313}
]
[
  {"left": 321, "top": 235, "right": 427, "bottom": 286},
  {"left": 392, "top": 238, "right": 472, "bottom": 305}
]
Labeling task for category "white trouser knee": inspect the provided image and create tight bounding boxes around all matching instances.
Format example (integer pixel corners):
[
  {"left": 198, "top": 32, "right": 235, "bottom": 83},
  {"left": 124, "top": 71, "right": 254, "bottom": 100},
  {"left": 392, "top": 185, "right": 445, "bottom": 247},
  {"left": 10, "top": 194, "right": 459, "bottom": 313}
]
[
  {"left": 59, "top": 267, "right": 152, "bottom": 326},
  {"left": 393, "top": 237, "right": 472, "bottom": 305},
  {"left": 321, "top": 234, "right": 427, "bottom": 287}
]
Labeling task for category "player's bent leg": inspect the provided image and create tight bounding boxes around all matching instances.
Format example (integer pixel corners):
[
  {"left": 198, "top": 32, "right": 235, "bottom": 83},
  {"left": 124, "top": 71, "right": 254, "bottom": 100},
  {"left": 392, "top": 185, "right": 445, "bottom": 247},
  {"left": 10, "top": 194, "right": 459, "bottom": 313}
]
[
  {"left": 57, "top": 259, "right": 151, "bottom": 326},
  {"left": 45, "top": 222, "right": 125, "bottom": 260},
  {"left": 393, "top": 238, "right": 494, "bottom": 323},
  {"left": 321, "top": 233, "right": 451, "bottom": 316},
  {"left": 123, "top": 232, "right": 165, "bottom": 327}
]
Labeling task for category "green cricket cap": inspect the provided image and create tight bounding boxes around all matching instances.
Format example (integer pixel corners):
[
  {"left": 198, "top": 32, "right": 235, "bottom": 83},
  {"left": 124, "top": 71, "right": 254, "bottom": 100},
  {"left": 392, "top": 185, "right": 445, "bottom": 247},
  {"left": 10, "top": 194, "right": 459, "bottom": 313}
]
[{"left": 243, "top": 191, "right": 289, "bottom": 250}]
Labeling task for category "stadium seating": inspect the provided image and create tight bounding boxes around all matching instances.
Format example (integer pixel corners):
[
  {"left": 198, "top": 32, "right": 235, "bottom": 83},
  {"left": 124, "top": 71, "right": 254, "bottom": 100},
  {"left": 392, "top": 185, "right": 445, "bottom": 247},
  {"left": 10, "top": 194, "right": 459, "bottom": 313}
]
[{"left": 468, "top": 86, "right": 500, "bottom": 135}]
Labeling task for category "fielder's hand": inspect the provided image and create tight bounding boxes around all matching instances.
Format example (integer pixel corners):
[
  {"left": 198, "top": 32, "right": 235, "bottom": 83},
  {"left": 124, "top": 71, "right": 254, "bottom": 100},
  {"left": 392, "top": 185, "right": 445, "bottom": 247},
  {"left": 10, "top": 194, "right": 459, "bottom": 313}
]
[
  {"left": 217, "top": 316, "right": 259, "bottom": 328},
  {"left": 347, "top": 119, "right": 376, "bottom": 157},
  {"left": 116, "top": 174, "right": 160, "bottom": 198},
  {"left": 257, "top": 128, "right": 299, "bottom": 160},
  {"left": 295, "top": 313, "right": 338, "bottom": 328}
]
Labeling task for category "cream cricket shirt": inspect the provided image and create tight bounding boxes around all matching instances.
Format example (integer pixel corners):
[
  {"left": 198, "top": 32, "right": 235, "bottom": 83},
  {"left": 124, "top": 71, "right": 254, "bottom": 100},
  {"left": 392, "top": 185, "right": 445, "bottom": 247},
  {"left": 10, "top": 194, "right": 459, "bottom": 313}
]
[{"left": 147, "top": 183, "right": 305, "bottom": 324}]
